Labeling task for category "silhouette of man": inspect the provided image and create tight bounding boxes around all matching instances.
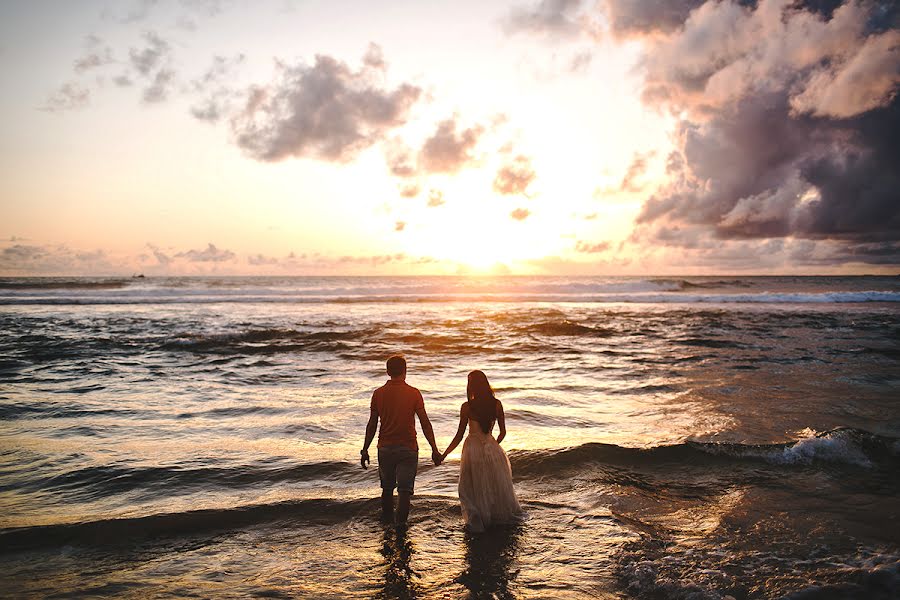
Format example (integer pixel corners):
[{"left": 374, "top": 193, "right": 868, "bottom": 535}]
[{"left": 361, "top": 355, "right": 442, "bottom": 525}]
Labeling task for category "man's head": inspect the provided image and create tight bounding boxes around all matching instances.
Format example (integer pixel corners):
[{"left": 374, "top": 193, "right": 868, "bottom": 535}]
[{"left": 386, "top": 355, "right": 407, "bottom": 379}]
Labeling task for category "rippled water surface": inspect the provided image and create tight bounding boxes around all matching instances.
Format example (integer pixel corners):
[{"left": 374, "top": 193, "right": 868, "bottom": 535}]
[{"left": 1, "top": 276, "right": 899, "bottom": 598}]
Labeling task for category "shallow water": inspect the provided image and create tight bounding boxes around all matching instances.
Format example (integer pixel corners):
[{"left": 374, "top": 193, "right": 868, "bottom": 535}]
[{"left": 1, "top": 276, "right": 899, "bottom": 598}]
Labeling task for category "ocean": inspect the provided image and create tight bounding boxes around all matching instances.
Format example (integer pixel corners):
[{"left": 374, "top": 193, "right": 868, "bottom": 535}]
[{"left": 1, "top": 275, "right": 898, "bottom": 599}]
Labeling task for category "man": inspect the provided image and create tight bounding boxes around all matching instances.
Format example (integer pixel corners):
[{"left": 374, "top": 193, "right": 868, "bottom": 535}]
[{"left": 361, "top": 355, "right": 442, "bottom": 525}]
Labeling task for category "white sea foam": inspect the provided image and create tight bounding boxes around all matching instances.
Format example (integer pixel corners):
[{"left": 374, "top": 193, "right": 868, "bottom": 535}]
[{"left": 774, "top": 431, "right": 872, "bottom": 467}]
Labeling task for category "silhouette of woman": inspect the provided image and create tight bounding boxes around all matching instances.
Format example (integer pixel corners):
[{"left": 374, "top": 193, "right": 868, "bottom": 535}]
[{"left": 441, "top": 370, "right": 522, "bottom": 532}]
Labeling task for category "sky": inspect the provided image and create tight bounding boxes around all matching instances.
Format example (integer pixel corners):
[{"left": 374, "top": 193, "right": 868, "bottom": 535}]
[{"left": 0, "top": 0, "right": 897, "bottom": 276}]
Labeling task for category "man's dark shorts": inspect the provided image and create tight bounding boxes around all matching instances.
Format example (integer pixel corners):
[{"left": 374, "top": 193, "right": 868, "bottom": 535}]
[{"left": 378, "top": 445, "right": 418, "bottom": 494}]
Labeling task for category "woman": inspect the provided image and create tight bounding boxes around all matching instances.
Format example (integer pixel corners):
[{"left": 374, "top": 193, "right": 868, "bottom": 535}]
[{"left": 441, "top": 370, "right": 522, "bottom": 532}]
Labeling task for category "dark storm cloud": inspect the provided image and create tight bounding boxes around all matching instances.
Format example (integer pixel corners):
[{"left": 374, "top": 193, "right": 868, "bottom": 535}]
[
  {"left": 493, "top": 155, "right": 536, "bottom": 196},
  {"left": 232, "top": 47, "right": 421, "bottom": 162},
  {"left": 418, "top": 118, "right": 484, "bottom": 174},
  {"left": 176, "top": 243, "right": 236, "bottom": 262},
  {"left": 630, "top": 0, "right": 900, "bottom": 260}
]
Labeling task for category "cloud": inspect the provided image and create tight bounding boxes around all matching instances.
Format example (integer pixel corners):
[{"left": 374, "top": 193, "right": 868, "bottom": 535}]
[
  {"left": 384, "top": 137, "right": 417, "bottom": 177},
  {"left": 188, "top": 54, "right": 245, "bottom": 122},
  {"left": 337, "top": 252, "right": 409, "bottom": 266},
  {"left": 399, "top": 183, "right": 420, "bottom": 198},
  {"left": 602, "top": 0, "right": 706, "bottom": 36},
  {"left": 0, "top": 243, "right": 123, "bottom": 274},
  {"left": 575, "top": 240, "right": 611, "bottom": 253},
  {"left": 179, "top": 0, "right": 231, "bottom": 18},
  {"left": 146, "top": 243, "right": 172, "bottom": 266},
  {"left": 175, "top": 243, "right": 236, "bottom": 262},
  {"left": 103, "top": 0, "right": 160, "bottom": 24},
  {"left": 789, "top": 30, "right": 900, "bottom": 118},
  {"left": 247, "top": 253, "right": 280, "bottom": 265},
  {"left": 129, "top": 31, "right": 170, "bottom": 76},
  {"left": 510, "top": 208, "right": 531, "bottom": 221},
  {"left": 427, "top": 189, "right": 445, "bottom": 207},
  {"left": 143, "top": 68, "right": 176, "bottom": 103},
  {"left": 2, "top": 244, "right": 47, "bottom": 261},
  {"left": 568, "top": 49, "right": 593, "bottom": 73},
  {"left": 493, "top": 155, "right": 536, "bottom": 196},
  {"left": 104, "top": 0, "right": 232, "bottom": 24},
  {"left": 74, "top": 35, "right": 114, "bottom": 73},
  {"left": 503, "top": 0, "right": 601, "bottom": 40},
  {"left": 126, "top": 31, "right": 177, "bottom": 104},
  {"left": 232, "top": 46, "right": 421, "bottom": 162},
  {"left": 41, "top": 83, "right": 91, "bottom": 112},
  {"left": 362, "top": 42, "right": 386, "bottom": 70},
  {"left": 418, "top": 117, "right": 484, "bottom": 174},
  {"left": 631, "top": 0, "right": 900, "bottom": 257},
  {"left": 620, "top": 151, "right": 655, "bottom": 192}
]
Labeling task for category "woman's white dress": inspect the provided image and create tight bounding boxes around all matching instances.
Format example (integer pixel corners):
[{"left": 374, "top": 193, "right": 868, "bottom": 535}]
[{"left": 458, "top": 418, "right": 522, "bottom": 531}]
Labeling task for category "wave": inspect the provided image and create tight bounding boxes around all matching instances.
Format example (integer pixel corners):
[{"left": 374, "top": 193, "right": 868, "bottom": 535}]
[
  {"left": 509, "top": 428, "right": 899, "bottom": 477},
  {"left": 11, "top": 460, "right": 368, "bottom": 502},
  {"left": 0, "top": 279, "right": 130, "bottom": 290},
  {"left": 0, "top": 496, "right": 387, "bottom": 552},
  {"left": 14, "top": 429, "right": 893, "bottom": 506},
  {"left": 2, "top": 290, "right": 897, "bottom": 305},
  {"left": 161, "top": 327, "right": 367, "bottom": 350}
]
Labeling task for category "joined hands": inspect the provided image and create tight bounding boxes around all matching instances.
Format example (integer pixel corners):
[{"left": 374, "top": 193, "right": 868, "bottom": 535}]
[{"left": 432, "top": 449, "right": 443, "bottom": 466}]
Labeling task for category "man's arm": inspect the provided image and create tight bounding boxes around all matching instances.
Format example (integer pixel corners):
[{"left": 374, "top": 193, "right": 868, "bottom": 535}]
[
  {"left": 361, "top": 403, "right": 378, "bottom": 469},
  {"left": 415, "top": 404, "right": 442, "bottom": 465}
]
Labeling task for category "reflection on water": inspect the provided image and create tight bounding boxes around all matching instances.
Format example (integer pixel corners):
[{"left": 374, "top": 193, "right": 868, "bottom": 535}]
[
  {"left": 2, "top": 276, "right": 899, "bottom": 597},
  {"left": 378, "top": 526, "right": 421, "bottom": 600},
  {"left": 458, "top": 524, "right": 522, "bottom": 599}
]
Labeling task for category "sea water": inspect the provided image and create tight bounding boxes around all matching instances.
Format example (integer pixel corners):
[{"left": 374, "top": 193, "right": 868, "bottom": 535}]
[{"left": 1, "top": 276, "right": 898, "bottom": 598}]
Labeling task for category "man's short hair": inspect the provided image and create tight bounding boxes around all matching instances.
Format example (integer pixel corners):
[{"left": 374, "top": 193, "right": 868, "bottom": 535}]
[{"left": 386, "top": 355, "right": 406, "bottom": 377}]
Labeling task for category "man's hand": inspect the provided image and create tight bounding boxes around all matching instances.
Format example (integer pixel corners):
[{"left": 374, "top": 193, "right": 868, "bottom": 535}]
[
  {"left": 361, "top": 449, "right": 370, "bottom": 469},
  {"left": 432, "top": 449, "right": 442, "bottom": 466}
]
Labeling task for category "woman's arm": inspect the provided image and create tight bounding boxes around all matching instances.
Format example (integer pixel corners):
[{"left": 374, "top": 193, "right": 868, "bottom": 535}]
[
  {"left": 441, "top": 403, "right": 469, "bottom": 460},
  {"left": 496, "top": 400, "right": 506, "bottom": 444}
]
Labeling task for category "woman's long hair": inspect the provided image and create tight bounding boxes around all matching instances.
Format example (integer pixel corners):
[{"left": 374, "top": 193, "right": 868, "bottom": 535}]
[{"left": 467, "top": 370, "right": 497, "bottom": 434}]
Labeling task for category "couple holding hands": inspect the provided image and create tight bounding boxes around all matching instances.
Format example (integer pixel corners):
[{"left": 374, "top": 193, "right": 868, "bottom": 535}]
[{"left": 361, "top": 355, "right": 522, "bottom": 532}]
